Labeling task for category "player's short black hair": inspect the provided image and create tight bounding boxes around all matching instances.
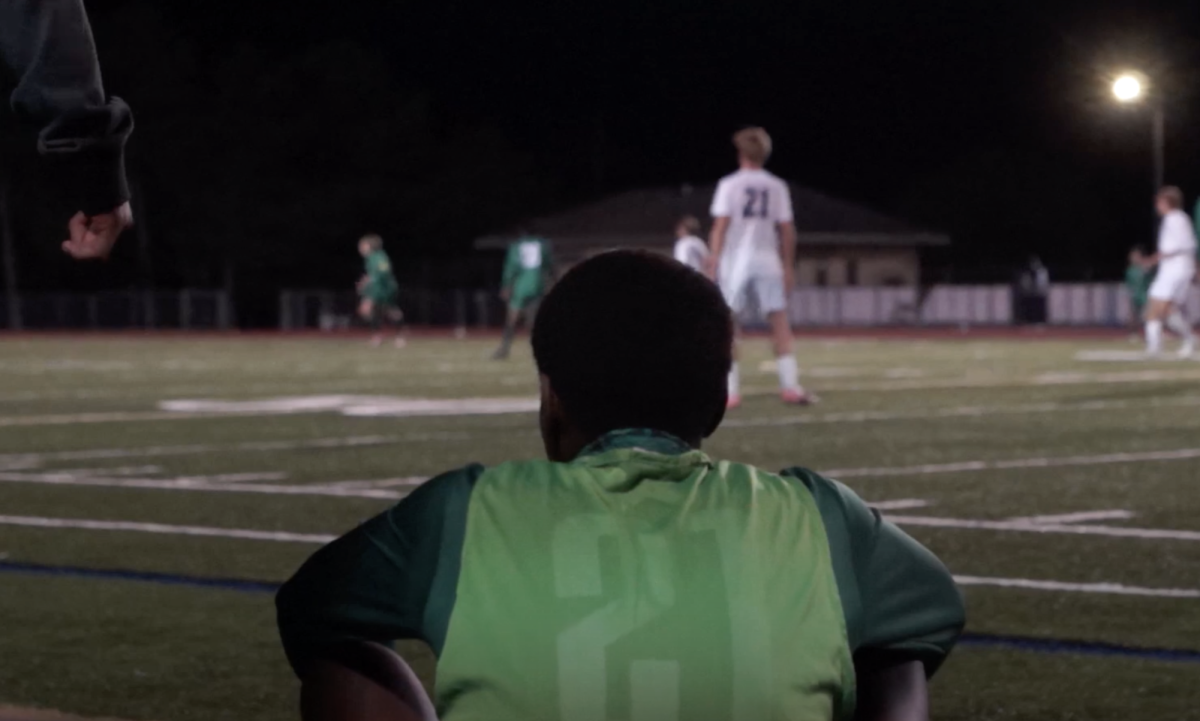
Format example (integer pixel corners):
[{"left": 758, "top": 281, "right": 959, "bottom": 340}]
[{"left": 532, "top": 250, "right": 733, "bottom": 441}]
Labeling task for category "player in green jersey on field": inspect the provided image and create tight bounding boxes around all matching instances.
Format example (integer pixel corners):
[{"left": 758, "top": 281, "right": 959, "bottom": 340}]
[
  {"left": 278, "top": 250, "right": 964, "bottom": 721},
  {"left": 357, "top": 234, "right": 405, "bottom": 348},
  {"left": 1125, "top": 247, "right": 1153, "bottom": 333},
  {"left": 491, "top": 233, "right": 553, "bottom": 360}
]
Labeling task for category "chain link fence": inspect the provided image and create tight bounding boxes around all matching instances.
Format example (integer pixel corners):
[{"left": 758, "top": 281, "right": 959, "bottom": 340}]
[{"left": 0, "top": 290, "right": 232, "bottom": 330}]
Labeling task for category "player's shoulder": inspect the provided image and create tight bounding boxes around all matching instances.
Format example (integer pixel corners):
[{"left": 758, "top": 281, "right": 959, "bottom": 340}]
[
  {"left": 715, "top": 170, "right": 748, "bottom": 190},
  {"left": 474, "top": 458, "right": 566, "bottom": 490},
  {"left": 778, "top": 466, "right": 876, "bottom": 528},
  {"left": 405, "top": 464, "right": 486, "bottom": 506}
]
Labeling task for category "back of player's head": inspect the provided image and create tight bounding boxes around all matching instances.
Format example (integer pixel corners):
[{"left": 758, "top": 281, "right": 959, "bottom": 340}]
[
  {"left": 733, "top": 127, "right": 772, "bottom": 165},
  {"left": 1158, "top": 186, "right": 1184, "bottom": 210},
  {"left": 360, "top": 233, "right": 383, "bottom": 251},
  {"left": 532, "top": 250, "right": 733, "bottom": 441},
  {"left": 676, "top": 215, "right": 701, "bottom": 237}
]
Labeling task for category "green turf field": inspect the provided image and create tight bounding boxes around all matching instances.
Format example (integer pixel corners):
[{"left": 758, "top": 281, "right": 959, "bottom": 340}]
[{"left": 0, "top": 335, "right": 1197, "bottom": 721}]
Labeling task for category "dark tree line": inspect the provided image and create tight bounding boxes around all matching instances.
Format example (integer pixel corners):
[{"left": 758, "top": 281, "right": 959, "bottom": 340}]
[{"left": 1, "top": 2, "right": 545, "bottom": 324}]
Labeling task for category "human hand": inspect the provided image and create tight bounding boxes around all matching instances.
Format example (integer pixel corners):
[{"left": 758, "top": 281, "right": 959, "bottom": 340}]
[{"left": 62, "top": 202, "right": 133, "bottom": 260}]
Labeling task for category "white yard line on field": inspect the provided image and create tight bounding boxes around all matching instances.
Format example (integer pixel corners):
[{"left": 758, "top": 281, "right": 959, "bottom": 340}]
[
  {"left": 4, "top": 391, "right": 1199, "bottom": 437},
  {"left": 1, "top": 512, "right": 1195, "bottom": 599},
  {"left": 4, "top": 445, "right": 1200, "bottom": 501},
  {"left": 868, "top": 499, "right": 931, "bottom": 511},
  {"left": 826, "top": 447, "right": 1200, "bottom": 479},
  {"left": 952, "top": 575, "right": 1200, "bottom": 598},
  {"left": 48, "top": 465, "right": 163, "bottom": 477},
  {"left": 0, "top": 515, "right": 335, "bottom": 544},
  {"left": 322, "top": 477, "right": 429, "bottom": 489},
  {"left": 1011, "top": 510, "right": 1136, "bottom": 525},
  {"left": 0, "top": 434, "right": 465, "bottom": 469},
  {"left": 724, "top": 395, "right": 1200, "bottom": 429},
  {"left": 0, "top": 472, "right": 405, "bottom": 500},
  {"left": 886, "top": 514, "right": 1200, "bottom": 541},
  {"left": 745, "top": 367, "right": 1200, "bottom": 395}
]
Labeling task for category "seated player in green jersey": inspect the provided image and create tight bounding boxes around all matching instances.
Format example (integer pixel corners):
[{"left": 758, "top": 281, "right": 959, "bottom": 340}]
[
  {"left": 277, "top": 250, "right": 965, "bottom": 721},
  {"left": 492, "top": 232, "right": 553, "bottom": 360},
  {"left": 357, "top": 234, "right": 406, "bottom": 348},
  {"left": 1125, "top": 247, "right": 1153, "bottom": 332}
]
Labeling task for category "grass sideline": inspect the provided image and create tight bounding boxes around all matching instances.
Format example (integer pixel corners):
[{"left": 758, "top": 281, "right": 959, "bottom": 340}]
[{"left": 0, "top": 335, "right": 1197, "bottom": 720}]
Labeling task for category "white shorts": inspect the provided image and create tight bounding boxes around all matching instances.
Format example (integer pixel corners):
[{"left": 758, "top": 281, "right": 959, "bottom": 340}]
[
  {"left": 721, "top": 274, "right": 788, "bottom": 315},
  {"left": 1149, "top": 266, "right": 1194, "bottom": 306}
]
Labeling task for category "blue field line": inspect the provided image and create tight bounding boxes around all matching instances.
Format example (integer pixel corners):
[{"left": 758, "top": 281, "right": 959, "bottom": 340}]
[
  {"left": 3, "top": 560, "right": 1199, "bottom": 664},
  {"left": 0, "top": 560, "right": 281, "bottom": 594},
  {"left": 958, "top": 633, "right": 1200, "bottom": 663}
]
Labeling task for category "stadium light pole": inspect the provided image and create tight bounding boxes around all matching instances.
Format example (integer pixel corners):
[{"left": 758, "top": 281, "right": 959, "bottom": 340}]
[{"left": 1112, "top": 72, "right": 1165, "bottom": 191}]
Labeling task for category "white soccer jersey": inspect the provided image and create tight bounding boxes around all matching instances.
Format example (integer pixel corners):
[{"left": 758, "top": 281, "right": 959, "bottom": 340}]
[
  {"left": 710, "top": 169, "right": 794, "bottom": 280},
  {"left": 1158, "top": 209, "right": 1197, "bottom": 277},
  {"left": 673, "top": 235, "right": 709, "bottom": 273}
]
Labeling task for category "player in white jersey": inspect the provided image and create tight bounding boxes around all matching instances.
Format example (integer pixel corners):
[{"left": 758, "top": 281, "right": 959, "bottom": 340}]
[
  {"left": 1145, "top": 186, "right": 1197, "bottom": 357},
  {"left": 672, "top": 215, "right": 709, "bottom": 273},
  {"left": 708, "top": 127, "right": 816, "bottom": 406}
]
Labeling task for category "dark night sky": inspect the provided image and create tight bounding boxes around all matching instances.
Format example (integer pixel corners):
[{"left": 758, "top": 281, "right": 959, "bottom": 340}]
[{"left": 76, "top": 0, "right": 1200, "bottom": 281}]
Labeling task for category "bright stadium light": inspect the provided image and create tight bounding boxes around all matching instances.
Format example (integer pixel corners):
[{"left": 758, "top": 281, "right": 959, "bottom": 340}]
[{"left": 1113, "top": 73, "right": 1144, "bottom": 103}]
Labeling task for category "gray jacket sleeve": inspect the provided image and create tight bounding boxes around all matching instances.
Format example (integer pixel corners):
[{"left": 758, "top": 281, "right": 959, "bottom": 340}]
[{"left": 1, "top": 0, "right": 132, "bottom": 215}]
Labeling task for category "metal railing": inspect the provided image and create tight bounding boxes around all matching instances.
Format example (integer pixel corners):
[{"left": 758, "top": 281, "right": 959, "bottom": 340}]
[
  {"left": 279, "top": 288, "right": 504, "bottom": 331},
  {"left": 0, "top": 290, "right": 232, "bottom": 330},
  {"left": 277, "top": 283, "right": 1163, "bottom": 330}
]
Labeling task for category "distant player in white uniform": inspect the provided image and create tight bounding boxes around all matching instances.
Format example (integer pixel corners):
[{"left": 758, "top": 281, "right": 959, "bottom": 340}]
[
  {"left": 1146, "top": 186, "right": 1197, "bottom": 357},
  {"left": 672, "top": 215, "right": 708, "bottom": 273},
  {"left": 708, "top": 127, "right": 816, "bottom": 406}
]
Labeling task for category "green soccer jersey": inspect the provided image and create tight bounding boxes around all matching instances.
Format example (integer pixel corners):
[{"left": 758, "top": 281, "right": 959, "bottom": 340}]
[
  {"left": 362, "top": 249, "right": 399, "bottom": 303},
  {"left": 502, "top": 237, "right": 552, "bottom": 308},
  {"left": 277, "top": 429, "right": 964, "bottom": 721},
  {"left": 1126, "top": 264, "right": 1152, "bottom": 308}
]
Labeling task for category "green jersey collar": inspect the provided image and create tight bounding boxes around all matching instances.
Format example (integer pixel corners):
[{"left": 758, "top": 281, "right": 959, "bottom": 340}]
[{"left": 576, "top": 428, "right": 696, "bottom": 459}]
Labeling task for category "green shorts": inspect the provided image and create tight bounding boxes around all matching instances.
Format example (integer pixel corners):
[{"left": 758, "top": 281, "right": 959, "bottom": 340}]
[{"left": 509, "top": 291, "right": 542, "bottom": 313}]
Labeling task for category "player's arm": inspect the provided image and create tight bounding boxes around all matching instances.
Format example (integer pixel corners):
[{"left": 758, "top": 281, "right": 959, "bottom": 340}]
[
  {"left": 708, "top": 218, "right": 730, "bottom": 259},
  {"left": 707, "top": 181, "right": 734, "bottom": 277},
  {"left": 302, "top": 644, "right": 437, "bottom": 721},
  {"left": 776, "top": 182, "right": 797, "bottom": 287},
  {"left": 0, "top": 0, "right": 132, "bottom": 217},
  {"left": 778, "top": 221, "right": 797, "bottom": 287},
  {"left": 500, "top": 244, "right": 520, "bottom": 296},
  {"left": 708, "top": 217, "right": 730, "bottom": 280},
  {"left": 783, "top": 470, "right": 964, "bottom": 720},
  {"left": 853, "top": 653, "right": 928, "bottom": 721},
  {"left": 277, "top": 467, "right": 481, "bottom": 721}
]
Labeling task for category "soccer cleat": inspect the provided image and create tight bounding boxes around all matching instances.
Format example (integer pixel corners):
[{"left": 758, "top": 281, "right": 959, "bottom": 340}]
[
  {"left": 726, "top": 395, "right": 742, "bottom": 409},
  {"left": 394, "top": 337, "right": 408, "bottom": 349},
  {"left": 781, "top": 388, "right": 819, "bottom": 406},
  {"left": 1180, "top": 340, "right": 1195, "bottom": 359},
  {"left": 490, "top": 347, "right": 510, "bottom": 361},
  {"left": 369, "top": 335, "right": 384, "bottom": 348}
]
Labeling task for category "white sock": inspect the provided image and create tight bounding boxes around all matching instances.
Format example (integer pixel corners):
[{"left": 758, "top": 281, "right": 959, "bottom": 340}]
[
  {"left": 728, "top": 362, "right": 740, "bottom": 399},
  {"left": 777, "top": 354, "right": 799, "bottom": 391},
  {"left": 1147, "top": 320, "right": 1163, "bottom": 353},
  {"left": 1167, "top": 310, "right": 1195, "bottom": 343}
]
